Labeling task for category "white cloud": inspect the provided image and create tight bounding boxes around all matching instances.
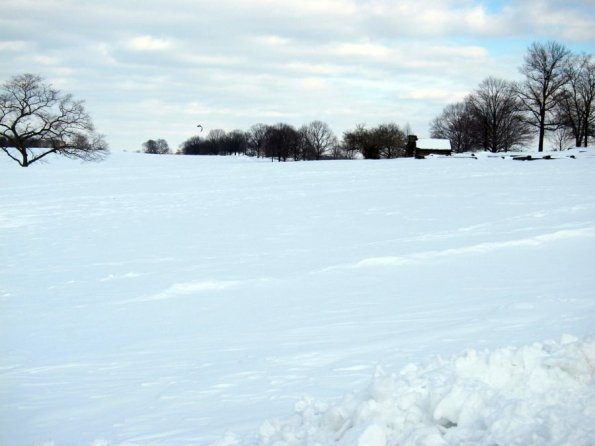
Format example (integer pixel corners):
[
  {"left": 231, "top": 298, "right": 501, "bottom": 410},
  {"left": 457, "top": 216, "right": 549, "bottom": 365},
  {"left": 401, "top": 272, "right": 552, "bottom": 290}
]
[
  {"left": 298, "top": 77, "right": 330, "bottom": 91},
  {"left": 515, "top": 0, "right": 595, "bottom": 41},
  {"left": 1, "top": 0, "right": 593, "bottom": 150},
  {"left": 255, "top": 35, "right": 292, "bottom": 47},
  {"left": 464, "top": 5, "right": 490, "bottom": 30},
  {"left": 27, "top": 54, "right": 61, "bottom": 66},
  {"left": 126, "top": 35, "right": 175, "bottom": 52},
  {"left": 251, "top": 0, "right": 358, "bottom": 16},
  {"left": 334, "top": 41, "right": 393, "bottom": 59},
  {"left": 0, "top": 41, "right": 32, "bottom": 52},
  {"left": 283, "top": 61, "right": 346, "bottom": 76},
  {"left": 405, "top": 88, "right": 469, "bottom": 103}
]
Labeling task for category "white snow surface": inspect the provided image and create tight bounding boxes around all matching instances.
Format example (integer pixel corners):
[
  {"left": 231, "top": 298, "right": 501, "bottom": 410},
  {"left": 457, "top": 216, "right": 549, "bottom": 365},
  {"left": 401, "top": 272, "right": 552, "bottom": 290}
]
[
  {"left": 1, "top": 149, "right": 595, "bottom": 445},
  {"left": 229, "top": 336, "right": 595, "bottom": 446},
  {"left": 415, "top": 139, "right": 452, "bottom": 151}
]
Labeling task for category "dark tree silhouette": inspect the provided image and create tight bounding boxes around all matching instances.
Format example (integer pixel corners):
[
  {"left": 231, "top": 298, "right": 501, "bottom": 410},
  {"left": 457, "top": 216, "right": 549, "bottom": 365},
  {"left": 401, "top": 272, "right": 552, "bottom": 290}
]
[
  {"left": 343, "top": 123, "right": 406, "bottom": 159},
  {"left": 375, "top": 123, "right": 406, "bottom": 159},
  {"left": 0, "top": 73, "right": 108, "bottom": 166},
  {"left": 516, "top": 41, "right": 572, "bottom": 152},
  {"left": 180, "top": 135, "right": 202, "bottom": 155},
  {"left": 302, "top": 120, "right": 338, "bottom": 160},
  {"left": 143, "top": 138, "right": 170, "bottom": 154},
  {"left": 343, "top": 124, "right": 379, "bottom": 159},
  {"left": 468, "top": 77, "right": 533, "bottom": 152},
  {"left": 430, "top": 102, "right": 478, "bottom": 152},
  {"left": 263, "top": 123, "right": 300, "bottom": 162},
  {"left": 224, "top": 130, "right": 248, "bottom": 155},
  {"left": 246, "top": 123, "right": 269, "bottom": 158},
  {"left": 556, "top": 54, "right": 595, "bottom": 147}
]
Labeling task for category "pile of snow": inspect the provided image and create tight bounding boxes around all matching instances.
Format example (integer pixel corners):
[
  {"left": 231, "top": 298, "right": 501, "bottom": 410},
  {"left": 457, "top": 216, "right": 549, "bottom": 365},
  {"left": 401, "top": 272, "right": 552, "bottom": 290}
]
[{"left": 222, "top": 336, "right": 595, "bottom": 446}]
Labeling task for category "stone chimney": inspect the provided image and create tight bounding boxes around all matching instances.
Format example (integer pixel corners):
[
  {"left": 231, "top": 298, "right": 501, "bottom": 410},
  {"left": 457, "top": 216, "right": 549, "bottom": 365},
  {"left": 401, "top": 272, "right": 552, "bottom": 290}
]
[{"left": 406, "top": 134, "right": 417, "bottom": 157}]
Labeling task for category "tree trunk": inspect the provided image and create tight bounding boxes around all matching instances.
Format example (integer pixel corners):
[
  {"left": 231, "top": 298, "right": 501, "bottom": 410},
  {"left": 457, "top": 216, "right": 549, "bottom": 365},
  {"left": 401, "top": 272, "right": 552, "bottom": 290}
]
[
  {"left": 538, "top": 109, "right": 546, "bottom": 152},
  {"left": 19, "top": 146, "right": 29, "bottom": 167}
]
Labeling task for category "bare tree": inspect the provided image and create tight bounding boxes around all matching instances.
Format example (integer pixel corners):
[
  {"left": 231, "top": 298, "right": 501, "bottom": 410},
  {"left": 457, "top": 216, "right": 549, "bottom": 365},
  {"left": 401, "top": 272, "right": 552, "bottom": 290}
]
[
  {"left": 180, "top": 135, "right": 202, "bottom": 155},
  {"left": 207, "top": 129, "right": 227, "bottom": 152},
  {"left": 247, "top": 123, "right": 269, "bottom": 157},
  {"left": 557, "top": 54, "right": 595, "bottom": 147},
  {"left": 263, "top": 123, "right": 300, "bottom": 162},
  {"left": 469, "top": 77, "right": 533, "bottom": 153},
  {"left": 430, "top": 102, "right": 478, "bottom": 152},
  {"left": 577, "top": 55, "right": 595, "bottom": 146},
  {"left": 343, "top": 124, "right": 378, "bottom": 159},
  {"left": 548, "top": 125, "right": 573, "bottom": 150},
  {"left": 342, "top": 123, "right": 406, "bottom": 159},
  {"left": 330, "top": 142, "right": 346, "bottom": 159},
  {"left": 143, "top": 138, "right": 170, "bottom": 154},
  {"left": 0, "top": 73, "right": 108, "bottom": 167},
  {"left": 338, "top": 136, "right": 360, "bottom": 160},
  {"left": 224, "top": 130, "right": 248, "bottom": 155},
  {"left": 295, "top": 126, "right": 309, "bottom": 161},
  {"left": 374, "top": 123, "right": 406, "bottom": 158},
  {"left": 516, "top": 41, "right": 572, "bottom": 151},
  {"left": 302, "top": 120, "right": 338, "bottom": 160}
]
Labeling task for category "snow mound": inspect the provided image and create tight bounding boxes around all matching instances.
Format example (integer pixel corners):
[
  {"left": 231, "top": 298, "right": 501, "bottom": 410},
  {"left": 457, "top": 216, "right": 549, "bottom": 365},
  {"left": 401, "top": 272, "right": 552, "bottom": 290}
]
[{"left": 221, "top": 336, "right": 595, "bottom": 446}]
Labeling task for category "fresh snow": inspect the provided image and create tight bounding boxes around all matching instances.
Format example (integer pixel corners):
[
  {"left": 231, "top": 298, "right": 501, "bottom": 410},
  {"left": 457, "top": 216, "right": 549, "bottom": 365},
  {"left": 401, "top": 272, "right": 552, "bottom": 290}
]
[
  {"left": 1, "top": 149, "right": 594, "bottom": 445},
  {"left": 229, "top": 336, "right": 595, "bottom": 446},
  {"left": 415, "top": 139, "right": 452, "bottom": 151}
]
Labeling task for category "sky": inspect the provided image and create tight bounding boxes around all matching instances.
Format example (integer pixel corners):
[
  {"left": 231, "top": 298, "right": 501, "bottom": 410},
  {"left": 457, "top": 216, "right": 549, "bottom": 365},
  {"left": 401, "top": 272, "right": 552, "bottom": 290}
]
[{"left": 1, "top": 0, "right": 594, "bottom": 151}]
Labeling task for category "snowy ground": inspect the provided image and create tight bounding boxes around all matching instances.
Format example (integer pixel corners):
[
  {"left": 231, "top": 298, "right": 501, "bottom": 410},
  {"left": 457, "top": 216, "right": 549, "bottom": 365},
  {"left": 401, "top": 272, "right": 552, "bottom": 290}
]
[{"left": 1, "top": 150, "right": 594, "bottom": 445}]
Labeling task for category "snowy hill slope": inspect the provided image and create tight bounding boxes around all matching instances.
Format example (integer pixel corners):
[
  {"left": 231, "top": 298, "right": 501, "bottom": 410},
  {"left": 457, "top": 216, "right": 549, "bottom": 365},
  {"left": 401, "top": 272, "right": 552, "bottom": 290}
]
[{"left": 1, "top": 151, "right": 594, "bottom": 445}]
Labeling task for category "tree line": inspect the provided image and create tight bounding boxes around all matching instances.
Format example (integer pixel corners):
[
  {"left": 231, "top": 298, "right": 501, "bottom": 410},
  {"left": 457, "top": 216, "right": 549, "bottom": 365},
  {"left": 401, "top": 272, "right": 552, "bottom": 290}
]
[
  {"left": 174, "top": 121, "right": 412, "bottom": 161},
  {"left": 1, "top": 41, "right": 593, "bottom": 167},
  {"left": 431, "top": 41, "right": 595, "bottom": 153},
  {"left": 143, "top": 121, "right": 406, "bottom": 160},
  {"left": 145, "top": 41, "right": 593, "bottom": 160}
]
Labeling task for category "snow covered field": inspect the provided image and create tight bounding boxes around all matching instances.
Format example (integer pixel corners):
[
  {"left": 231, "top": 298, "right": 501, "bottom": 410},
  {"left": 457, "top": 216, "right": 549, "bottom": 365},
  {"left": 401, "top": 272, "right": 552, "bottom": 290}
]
[{"left": 1, "top": 150, "right": 594, "bottom": 445}]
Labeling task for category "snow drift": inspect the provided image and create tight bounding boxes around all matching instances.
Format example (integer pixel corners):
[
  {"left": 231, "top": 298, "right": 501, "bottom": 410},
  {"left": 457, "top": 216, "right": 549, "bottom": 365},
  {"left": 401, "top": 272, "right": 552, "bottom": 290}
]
[{"left": 222, "top": 336, "right": 595, "bottom": 446}]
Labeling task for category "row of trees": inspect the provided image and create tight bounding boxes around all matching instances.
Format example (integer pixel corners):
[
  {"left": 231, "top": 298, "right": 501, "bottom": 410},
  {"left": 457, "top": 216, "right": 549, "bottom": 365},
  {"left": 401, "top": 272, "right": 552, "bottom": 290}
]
[
  {"left": 183, "top": 122, "right": 341, "bottom": 160},
  {"left": 174, "top": 121, "right": 412, "bottom": 161},
  {"left": 173, "top": 41, "right": 593, "bottom": 160},
  {"left": 431, "top": 41, "right": 595, "bottom": 152},
  {"left": 180, "top": 128, "right": 251, "bottom": 157},
  {"left": 2, "top": 40, "right": 593, "bottom": 167},
  {"left": 180, "top": 121, "right": 345, "bottom": 161}
]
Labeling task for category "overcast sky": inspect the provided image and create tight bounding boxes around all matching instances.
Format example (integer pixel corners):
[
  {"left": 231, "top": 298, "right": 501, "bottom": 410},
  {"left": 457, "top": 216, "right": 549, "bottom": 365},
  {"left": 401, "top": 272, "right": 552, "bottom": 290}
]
[{"left": 2, "top": 0, "right": 594, "bottom": 151}]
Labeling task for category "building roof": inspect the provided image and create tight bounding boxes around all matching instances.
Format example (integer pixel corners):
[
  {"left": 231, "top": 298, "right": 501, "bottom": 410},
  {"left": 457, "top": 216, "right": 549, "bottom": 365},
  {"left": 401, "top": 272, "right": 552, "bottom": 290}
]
[{"left": 416, "top": 138, "right": 451, "bottom": 151}]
